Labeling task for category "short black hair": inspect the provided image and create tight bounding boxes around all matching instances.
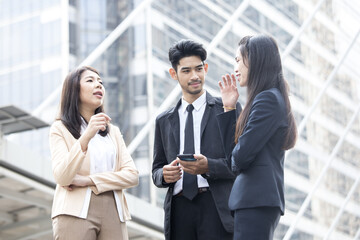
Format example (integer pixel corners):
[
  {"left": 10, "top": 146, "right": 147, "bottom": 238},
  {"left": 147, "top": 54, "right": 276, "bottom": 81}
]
[{"left": 168, "top": 39, "right": 207, "bottom": 71}]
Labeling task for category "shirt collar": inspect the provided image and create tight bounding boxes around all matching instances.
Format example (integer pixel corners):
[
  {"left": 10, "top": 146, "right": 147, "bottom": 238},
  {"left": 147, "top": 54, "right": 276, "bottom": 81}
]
[{"left": 181, "top": 91, "right": 207, "bottom": 114}]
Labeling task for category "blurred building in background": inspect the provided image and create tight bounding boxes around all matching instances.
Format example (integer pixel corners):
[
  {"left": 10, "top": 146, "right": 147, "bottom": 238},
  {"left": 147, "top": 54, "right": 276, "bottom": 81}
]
[{"left": 0, "top": 0, "right": 359, "bottom": 239}]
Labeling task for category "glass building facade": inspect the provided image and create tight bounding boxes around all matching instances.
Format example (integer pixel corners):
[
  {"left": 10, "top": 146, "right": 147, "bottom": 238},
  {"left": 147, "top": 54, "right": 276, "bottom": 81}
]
[
  {"left": 0, "top": 0, "right": 65, "bottom": 156},
  {"left": 1, "top": 0, "right": 360, "bottom": 239}
]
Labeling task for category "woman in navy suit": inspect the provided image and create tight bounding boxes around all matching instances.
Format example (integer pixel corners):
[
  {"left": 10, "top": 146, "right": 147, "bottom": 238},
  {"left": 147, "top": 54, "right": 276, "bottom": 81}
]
[{"left": 217, "top": 35, "right": 297, "bottom": 239}]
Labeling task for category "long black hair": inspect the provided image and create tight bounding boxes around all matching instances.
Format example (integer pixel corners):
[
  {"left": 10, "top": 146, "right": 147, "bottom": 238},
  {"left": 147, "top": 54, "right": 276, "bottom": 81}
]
[
  {"left": 58, "top": 66, "right": 108, "bottom": 139},
  {"left": 235, "top": 35, "right": 297, "bottom": 150}
]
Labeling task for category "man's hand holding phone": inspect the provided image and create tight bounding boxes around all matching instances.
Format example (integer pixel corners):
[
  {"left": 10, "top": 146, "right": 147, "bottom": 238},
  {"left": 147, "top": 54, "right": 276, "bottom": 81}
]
[
  {"left": 163, "top": 159, "right": 182, "bottom": 184},
  {"left": 177, "top": 154, "right": 209, "bottom": 175}
]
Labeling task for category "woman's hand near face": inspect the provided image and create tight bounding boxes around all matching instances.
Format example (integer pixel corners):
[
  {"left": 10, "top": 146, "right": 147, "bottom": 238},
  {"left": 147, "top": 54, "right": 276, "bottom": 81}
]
[
  {"left": 219, "top": 74, "right": 239, "bottom": 112},
  {"left": 84, "top": 113, "right": 111, "bottom": 138},
  {"left": 79, "top": 113, "right": 111, "bottom": 152}
]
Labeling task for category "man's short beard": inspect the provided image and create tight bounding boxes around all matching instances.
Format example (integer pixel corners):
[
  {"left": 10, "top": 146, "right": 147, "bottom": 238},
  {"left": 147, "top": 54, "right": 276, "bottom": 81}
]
[{"left": 188, "top": 89, "right": 202, "bottom": 95}]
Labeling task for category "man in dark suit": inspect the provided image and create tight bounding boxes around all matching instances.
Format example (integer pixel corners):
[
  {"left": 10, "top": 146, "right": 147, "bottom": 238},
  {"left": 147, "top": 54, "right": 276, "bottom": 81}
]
[{"left": 152, "top": 39, "right": 241, "bottom": 240}]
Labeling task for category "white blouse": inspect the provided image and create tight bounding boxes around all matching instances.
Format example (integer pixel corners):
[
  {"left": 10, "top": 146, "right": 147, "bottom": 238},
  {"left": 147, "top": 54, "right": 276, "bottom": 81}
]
[{"left": 79, "top": 120, "right": 124, "bottom": 222}]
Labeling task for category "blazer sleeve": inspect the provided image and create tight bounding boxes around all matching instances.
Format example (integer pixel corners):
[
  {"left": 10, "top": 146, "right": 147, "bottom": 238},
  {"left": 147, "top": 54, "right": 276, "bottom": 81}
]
[
  {"left": 216, "top": 102, "right": 241, "bottom": 157},
  {"left": 49, "top": 122, "right": 87, "bottom": 186},
  {"left": 232, "top": 91, "right": 284, "bottom": 170},
  {"left": 90, "top": 126, "right": 139, "bottom": 194},
  {"left": 207, "top": 102, "right": 240, "bottom": 179},
  {"left": 152, "top": 117, "right": 171, "bottom": 188}
]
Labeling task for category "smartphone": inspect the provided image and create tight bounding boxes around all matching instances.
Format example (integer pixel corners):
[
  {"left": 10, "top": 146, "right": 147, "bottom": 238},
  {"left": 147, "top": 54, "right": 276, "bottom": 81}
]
[{"left": 177, "top": 154, "right": 196, "bottom": 161}]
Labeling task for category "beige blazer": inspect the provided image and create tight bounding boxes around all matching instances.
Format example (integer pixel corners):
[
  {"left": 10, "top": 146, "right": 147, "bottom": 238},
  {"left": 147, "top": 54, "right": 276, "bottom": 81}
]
[{"left": 49, "top": 120, "right": 139, "bottom": 220}]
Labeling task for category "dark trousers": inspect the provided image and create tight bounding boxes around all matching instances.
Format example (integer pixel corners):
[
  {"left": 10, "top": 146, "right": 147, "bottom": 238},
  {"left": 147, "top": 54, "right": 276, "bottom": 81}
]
[
  {"left": 233, "top": 207, "right": 281, "bottom": 240},
  {"left": 170, "top": 190, "right": 232, "bottom": 240}
]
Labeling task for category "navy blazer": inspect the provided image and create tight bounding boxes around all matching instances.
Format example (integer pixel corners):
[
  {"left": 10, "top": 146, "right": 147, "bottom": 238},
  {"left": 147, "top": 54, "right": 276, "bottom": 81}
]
[
  {"left": 152, "top": 92, "right": 241, "bottom": 240},
  {"left": 217, "top": 88, "right": 288, "bottom": 214}
]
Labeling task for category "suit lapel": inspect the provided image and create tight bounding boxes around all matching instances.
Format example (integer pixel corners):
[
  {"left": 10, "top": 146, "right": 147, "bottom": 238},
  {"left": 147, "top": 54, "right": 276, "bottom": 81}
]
[
  {"left": 200, "top": 92, "right": 215, "bottom": 138},
  {"left": 168, "top": 99, "right": 182, "bottom": 154},
  {"left": 167, "top": 93, "right": 215, "bottom": 153}
]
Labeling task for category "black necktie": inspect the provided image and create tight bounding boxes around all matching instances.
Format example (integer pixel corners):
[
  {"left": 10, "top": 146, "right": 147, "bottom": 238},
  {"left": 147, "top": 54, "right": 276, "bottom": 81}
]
[{"left": 182, "top": 104, "right": 198, "bottom": 200}]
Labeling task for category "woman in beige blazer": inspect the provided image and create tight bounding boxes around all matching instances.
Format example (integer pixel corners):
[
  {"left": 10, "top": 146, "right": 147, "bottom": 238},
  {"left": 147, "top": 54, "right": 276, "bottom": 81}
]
[{"left": 49, "top": 66, "right": 139, "bottom": 239}]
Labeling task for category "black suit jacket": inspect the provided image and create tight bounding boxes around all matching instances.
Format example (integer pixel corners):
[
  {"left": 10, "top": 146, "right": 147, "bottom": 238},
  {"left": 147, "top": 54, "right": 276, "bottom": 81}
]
[
  {"left": 152, "top": 92, "right": 241, "bottom": 240},
  {"left": 217, "top": 88, "right": 288, "bottom": 214}
]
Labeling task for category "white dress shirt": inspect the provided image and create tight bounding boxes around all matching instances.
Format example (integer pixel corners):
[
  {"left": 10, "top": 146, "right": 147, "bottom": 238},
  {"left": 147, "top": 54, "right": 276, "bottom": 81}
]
[
  {"left": 173, "top": 91, "right": 210, "bottom": 195},
  {"left": 79, "top": 119, "right": 124, "bottom": 222}
]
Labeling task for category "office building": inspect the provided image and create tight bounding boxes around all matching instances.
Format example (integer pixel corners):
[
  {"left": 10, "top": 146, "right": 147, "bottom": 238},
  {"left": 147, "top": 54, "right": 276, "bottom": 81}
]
[{"left": 0, "top": 0, "right": 359, "bottom": 239}]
